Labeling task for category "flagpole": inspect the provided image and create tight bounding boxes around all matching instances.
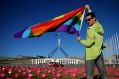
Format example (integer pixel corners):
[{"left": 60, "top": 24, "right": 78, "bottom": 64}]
[{"left": 78, "top": 9, "right": 86, "bottom": 36}]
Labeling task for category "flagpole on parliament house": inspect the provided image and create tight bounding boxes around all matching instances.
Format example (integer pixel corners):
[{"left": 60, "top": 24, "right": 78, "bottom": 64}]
[{"left": 48, "top": 33, "right": 69, "bottom": 58}]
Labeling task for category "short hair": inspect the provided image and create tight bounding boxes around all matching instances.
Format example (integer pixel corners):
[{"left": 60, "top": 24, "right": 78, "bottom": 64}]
[{"left": 86, "top": 12, "right": 96, "bottom": 18}]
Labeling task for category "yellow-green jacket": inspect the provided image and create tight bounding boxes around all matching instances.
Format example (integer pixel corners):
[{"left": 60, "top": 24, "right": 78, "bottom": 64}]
[{"left": 79, "top": 20, "right": 104, "bottom": 60}]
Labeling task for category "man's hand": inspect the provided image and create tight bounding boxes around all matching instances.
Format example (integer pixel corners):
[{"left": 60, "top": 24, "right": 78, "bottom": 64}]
[
  {"left": 85, "top": 4, "right": 90, "bottom": 10},
  {"left": 77, "top": 36, "right": 81, "bottom": 41}
]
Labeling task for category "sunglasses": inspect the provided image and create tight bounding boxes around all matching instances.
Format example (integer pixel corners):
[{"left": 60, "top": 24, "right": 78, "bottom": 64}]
[{"left": 85, "top": 17, "right": 93, "bottom": 22}]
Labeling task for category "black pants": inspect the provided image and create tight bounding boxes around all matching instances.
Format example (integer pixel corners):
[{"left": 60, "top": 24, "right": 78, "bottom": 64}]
[{"left": 85, "top": 53, "right": 108, "bottom": 79}]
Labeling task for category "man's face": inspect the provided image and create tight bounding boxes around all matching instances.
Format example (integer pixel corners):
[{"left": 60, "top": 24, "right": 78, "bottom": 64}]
[{"left": 86, "top": 15, "right": 96, "bottom": 26}]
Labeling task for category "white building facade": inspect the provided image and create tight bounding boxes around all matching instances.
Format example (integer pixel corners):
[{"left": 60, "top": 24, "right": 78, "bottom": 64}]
[{"left": 31, "top": 58, "right": 84, "bottom": 65}]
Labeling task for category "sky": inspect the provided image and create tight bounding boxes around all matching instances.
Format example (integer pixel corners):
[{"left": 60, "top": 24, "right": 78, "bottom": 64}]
[{"left": 0, "top": 0, "right": 119, "bottom": 58}]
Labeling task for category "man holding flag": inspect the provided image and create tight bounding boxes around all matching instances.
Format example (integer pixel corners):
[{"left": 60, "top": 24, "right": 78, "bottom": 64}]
[{"left": 77, "top": 5, "right": 108, "bottom": 79}]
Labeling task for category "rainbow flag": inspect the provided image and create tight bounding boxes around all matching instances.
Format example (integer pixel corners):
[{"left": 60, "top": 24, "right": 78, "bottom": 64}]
[{"left": 15, "top": 6, "right": 85, "bottom": 38}]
